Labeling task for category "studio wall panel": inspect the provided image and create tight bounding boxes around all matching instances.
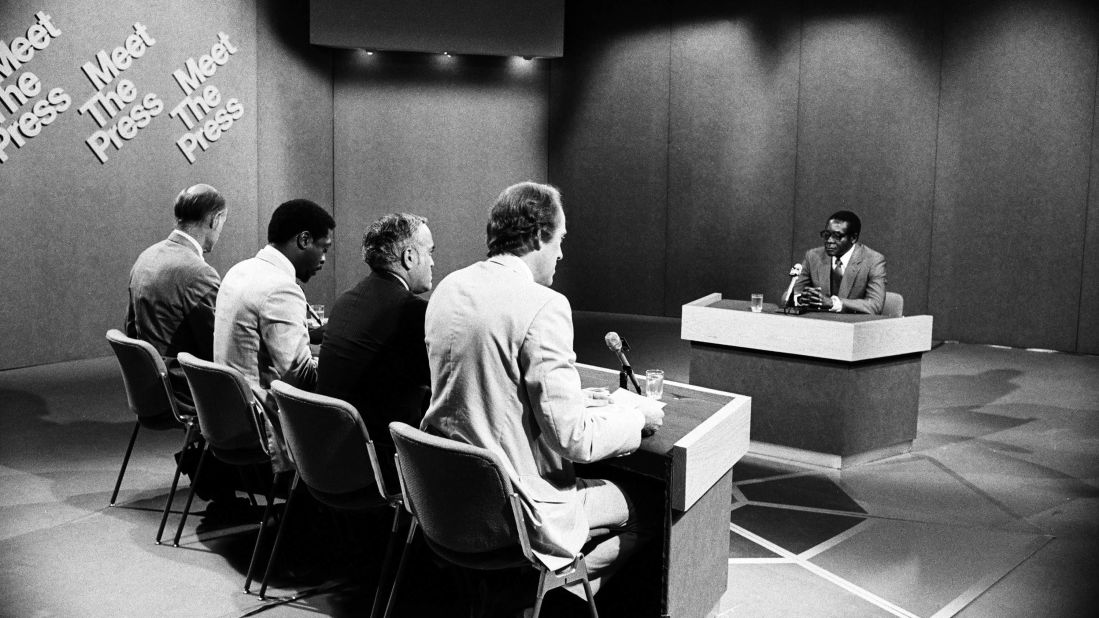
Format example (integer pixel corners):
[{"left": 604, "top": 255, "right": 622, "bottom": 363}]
[
  {"left": 331, "top": 51, "right": 548, "bottom": 297},
  {"left": 931, "top": 0, "right": 1097, "bottom": 350},
  {"left": 548, "top": 0, "right": 671, "bottom": 316},
  {"left": 665, "top": 2, "right": 802, "bottom": 315},
  {"left": 793, "top": 1, "right": 942, "bottom": 317},
  {"left": 256, "top": 0, "right": 336, "bottom": 308},
  {"left": 0, "top": 0, "right": 260, "bottom": 369},
  {"left": 1078, "top": 70, "right": 1099, "bottom": 355}
]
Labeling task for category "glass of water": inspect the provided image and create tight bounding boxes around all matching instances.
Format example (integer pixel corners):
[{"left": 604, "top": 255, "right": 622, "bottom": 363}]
[
  {"left": 645, "top": 369, "right": 664, "bottom": 400},
  {"left": 750, "top": 294, "right": 764, "bottom": 312}
]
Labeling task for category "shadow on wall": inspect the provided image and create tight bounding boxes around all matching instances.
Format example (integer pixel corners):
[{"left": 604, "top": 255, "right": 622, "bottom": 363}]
[{"left": 551, "top": 0, "right": 803, "bottom": 141}]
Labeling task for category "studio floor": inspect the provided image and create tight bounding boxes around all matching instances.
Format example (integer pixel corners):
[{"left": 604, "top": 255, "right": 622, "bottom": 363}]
[{"left": 1, "top": 312, "right": 1097, "bottom": 617}]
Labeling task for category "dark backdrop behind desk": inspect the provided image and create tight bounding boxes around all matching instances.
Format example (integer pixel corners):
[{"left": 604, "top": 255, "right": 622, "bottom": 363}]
[{"left": 549, "top": 0, "right": 1099, "bottom": 354}]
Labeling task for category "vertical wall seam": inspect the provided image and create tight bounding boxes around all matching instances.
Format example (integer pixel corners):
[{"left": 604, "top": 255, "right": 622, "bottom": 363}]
[
  {"left": 1075, "top": 27, "right": 1099, "bottom": 353},
  {"left": 927, "top": 2, "right": 947, "bottom": 332},
  {"left": 664, "top": 15, "right": 673, "bottom": 317},
  {"left": 790, "top": 1, "right": 805, "bottom": 263},
  {"left": 330, "top": 51, "right": 338, "bottom": 297}
]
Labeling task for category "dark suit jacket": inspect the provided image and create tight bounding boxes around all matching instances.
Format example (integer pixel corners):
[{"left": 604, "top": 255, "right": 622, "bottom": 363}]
[
  {"left": 125, "top": 231, "right": 220, "bottom": 400},
  {"left": 317, "top": 271, "right": 430, "bottom": 446},
  {"left": 792, "top": 243, "right": 886, "bottom": 314}
]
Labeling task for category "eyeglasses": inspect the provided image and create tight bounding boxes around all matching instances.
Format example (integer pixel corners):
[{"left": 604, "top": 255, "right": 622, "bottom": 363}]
[{"left": 819, "top": 231, "right": 847, "bottom": 241}]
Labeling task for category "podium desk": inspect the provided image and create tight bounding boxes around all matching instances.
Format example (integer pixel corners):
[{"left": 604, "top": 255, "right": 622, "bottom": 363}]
[
  {"left": 681, "top": 294, "right": 932, "bottom": 469},
  {"left": 576, "top": 363, "right": 750, "bottom": 618}
]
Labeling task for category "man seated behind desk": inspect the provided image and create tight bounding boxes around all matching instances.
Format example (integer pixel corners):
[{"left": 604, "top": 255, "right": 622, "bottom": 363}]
[
  {"left": 792, "top": 209, "right": 886, "bottom": 314},
  {"left": 214, "top": 199, "right": 334, "bottom": 403},
  {"left": 421, "top": 182, "right": 664, "bottom": 600},
  {"left": 125, "top": 183, "right": 227, "bottom": 405},
  {"left": 318, "top": 213, "right": 434, "bottom": 450}
]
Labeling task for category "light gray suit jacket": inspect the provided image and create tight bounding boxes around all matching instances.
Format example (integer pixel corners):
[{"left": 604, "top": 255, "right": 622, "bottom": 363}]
[
  {"left": 421, "top": 254, "right": 645, "bottom": 570},
  {"left": 793, "top": 243, "right": 887, "bottom": 314},
  {"left": 125, "top": 230, "right": 219, "bottom": 361},
  {"left": 213, "top": 245, "right": 317, "bottom": 394}
]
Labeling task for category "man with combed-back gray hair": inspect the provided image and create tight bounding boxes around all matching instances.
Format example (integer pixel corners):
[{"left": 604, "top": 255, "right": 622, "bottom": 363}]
[
  {"left": 125, "top": 183, "right": 228, "bottom": 405},
  {"left": 318, "top": 212, "right": 435, "bottom": 466}
]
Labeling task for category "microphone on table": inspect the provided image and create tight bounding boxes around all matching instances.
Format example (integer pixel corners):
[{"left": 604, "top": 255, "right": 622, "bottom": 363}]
[
  {"left": 781, "top": 263, "right": 803, "bottom": 308},
  {"left": 604, "top": 331, "right": 642, "bottom": 394}
]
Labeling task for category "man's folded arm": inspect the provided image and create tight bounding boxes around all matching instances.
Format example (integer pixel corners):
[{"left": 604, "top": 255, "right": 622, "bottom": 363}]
[{"left": 523, "top": 296, "right": 644, "bottom": 463}]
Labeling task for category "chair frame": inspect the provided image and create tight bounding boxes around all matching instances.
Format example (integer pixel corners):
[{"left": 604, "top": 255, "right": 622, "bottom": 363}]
[
  {"left": 263, "top": 381, "right": 405, "bottom": 617},
  {"left": 388, "top": 423, "right": 599, "bottom": 618},
  {"left": 174, "top": 352, "right": 288, "bottom": 594},
  {"left": 105, "top": 329, "right": 202, "bottom": 545}
]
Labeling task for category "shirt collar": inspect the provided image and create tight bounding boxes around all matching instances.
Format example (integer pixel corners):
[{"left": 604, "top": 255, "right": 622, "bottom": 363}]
[
  {"left": 835, "top": 243, "right": 856, "bottom": 266},
  {"left": 488, "top": 253, "right": 534, "bottom": 283},
  {"left": 375, "top": 269, "right": 410, "bottom": 291},
  {"left": 257, "top": 245, "right": 296, "bottom": 278},
  {"left": 171, "top": 229, "right": 205, "bottom": 259}
]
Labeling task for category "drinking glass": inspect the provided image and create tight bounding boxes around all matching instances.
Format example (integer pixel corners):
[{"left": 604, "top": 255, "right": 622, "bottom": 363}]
[
  {"left": 750, "top": 294, "right": 764, "bottom": 313},
  {"left": 645, "top": 369, "right": 664, "bottom": 400}
]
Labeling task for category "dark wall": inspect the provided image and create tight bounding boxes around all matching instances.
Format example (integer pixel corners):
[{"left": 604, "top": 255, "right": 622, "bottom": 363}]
[
  {"left": 330, "top": 51, "right": 548, "bottom": 297},
  {"left": 549, "top": 0, "right": 1099, "bottom": 353}
]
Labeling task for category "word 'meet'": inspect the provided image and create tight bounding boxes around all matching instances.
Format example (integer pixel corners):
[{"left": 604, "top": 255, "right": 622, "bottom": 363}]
[
  {"left": 172, "top": 32, "right": 237, "bottom": 96},
  {"left": 0, "top": 11, "right": 68, "bottom": 164},
  {"left": 0, "top": 11, "right": 61, "bottom": 84},
  {"left": 80, "top": 22, "right": 155, "bottom": 91}
]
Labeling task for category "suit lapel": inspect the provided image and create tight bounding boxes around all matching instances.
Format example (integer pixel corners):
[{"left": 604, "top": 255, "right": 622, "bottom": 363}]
[
  {"left": 838, "top": 245, "right": 863, "bottom": 298},
  {"left": 815, "top": 251, "right": 832, "bottom": 295}
]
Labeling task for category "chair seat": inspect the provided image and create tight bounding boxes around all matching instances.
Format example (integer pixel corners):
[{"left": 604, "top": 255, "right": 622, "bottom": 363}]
[
  {"left": 210, "top": 443, "right": 272, "bottom": 467},
  {"left": 425, "top": 537, "right": 529, "bottom": 570},
  {"left": 306, "top": 484, "right": 391, "bottom": 511}
]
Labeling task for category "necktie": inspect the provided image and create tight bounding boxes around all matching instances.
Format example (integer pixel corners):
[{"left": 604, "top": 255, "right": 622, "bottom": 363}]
[{"left": 830, "top": 258, "right": 843, "bottom": 296}]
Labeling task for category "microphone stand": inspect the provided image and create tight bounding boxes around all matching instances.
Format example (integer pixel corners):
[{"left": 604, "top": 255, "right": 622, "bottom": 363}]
[{"left": 618, "top": 338, "right": 642, "bottom": 394}]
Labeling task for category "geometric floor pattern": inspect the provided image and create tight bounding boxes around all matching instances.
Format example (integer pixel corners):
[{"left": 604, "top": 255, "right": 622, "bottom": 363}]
[{"left": 719, "top": 462, "right": 1050, "bottom": 617}]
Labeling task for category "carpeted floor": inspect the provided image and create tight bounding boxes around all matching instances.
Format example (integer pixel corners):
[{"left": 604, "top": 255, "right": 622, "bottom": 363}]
[{"left": 1, "top": 312, "right": 1096, "bottom": 617}]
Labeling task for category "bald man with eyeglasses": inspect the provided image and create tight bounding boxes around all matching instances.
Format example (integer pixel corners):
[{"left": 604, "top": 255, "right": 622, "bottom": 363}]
[{"left": 791, "top": 210, "right": 887, "bottom": 314}]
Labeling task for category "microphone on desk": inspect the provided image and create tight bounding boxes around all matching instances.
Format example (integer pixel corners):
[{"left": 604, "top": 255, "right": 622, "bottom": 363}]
[
  {"left": 781, "top": 263, "right": 803, "bottom": 308},
  {"left": 605, "top": 331, "right": 642, "bottom": 394}
]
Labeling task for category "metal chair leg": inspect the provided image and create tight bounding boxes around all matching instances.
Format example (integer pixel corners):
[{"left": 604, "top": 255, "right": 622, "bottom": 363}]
[
  {"left": 156, "top": 424, "right": 196, "bottom": 544},
  {"left": 382, "top": 517, "right": 419, "bottom": 618},
  {"left": 172, "top": 442, "right": 209, "bottom": 546},
  {"left": 259, "top": 473, "right": 300, "bottom": 599},
  {"left": 109, "top": 421, "right": 141, "bottom": 506},
  {"left": 244, "top": 471, "right": 281, "bottom": 593},
  {"left": 582, "top": 575, "right": 599, "bottom": 618},
  {"left": 369, "top": 506, "right": 405, "bottom": 618},
  {"left": 531, "top": 569, "right": 550, "bottom": 618}
]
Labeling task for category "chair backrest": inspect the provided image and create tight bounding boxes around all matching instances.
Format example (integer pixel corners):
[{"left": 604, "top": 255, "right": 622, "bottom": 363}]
[
  {"left": 389, "top": 422, "right": 528, "bottom": 567},
  {"left": 177, "top": 353, "right": 267, "bottom": 463},
  {"left": 105, "top": 329, "right": 182, "bottom": 424},
  {"left": 270, "top": 381, "right": 389, "bottom": 506},
  {"left": 883, "top": 292, "right": 904, "bottom": 318}
]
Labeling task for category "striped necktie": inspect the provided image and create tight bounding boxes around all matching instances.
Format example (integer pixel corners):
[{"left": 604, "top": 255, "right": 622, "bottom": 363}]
[{"left": 830, "top": 258, "right": 843, "bottom": 296}]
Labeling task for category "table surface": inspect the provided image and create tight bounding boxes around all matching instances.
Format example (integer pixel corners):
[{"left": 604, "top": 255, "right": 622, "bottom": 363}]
[
  {"left": 576, "top": 364, "right": 735, "bottom": 457},
  {"left": 711, "top": 298, "right": 884, "bottom": 323}
]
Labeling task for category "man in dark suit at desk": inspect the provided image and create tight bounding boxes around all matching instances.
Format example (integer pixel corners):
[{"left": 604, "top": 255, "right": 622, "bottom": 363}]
[
  {"left": 792, "top": 210, "right": 886, "bottom": 314},
  {"left": 125, "top": 183, "right": 227, "bottom": 404},
  {"left": 318, "top": 213, "right": 434, "bottom": 451}
]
